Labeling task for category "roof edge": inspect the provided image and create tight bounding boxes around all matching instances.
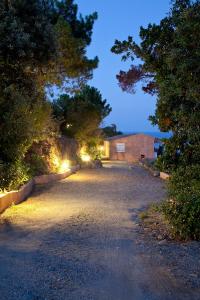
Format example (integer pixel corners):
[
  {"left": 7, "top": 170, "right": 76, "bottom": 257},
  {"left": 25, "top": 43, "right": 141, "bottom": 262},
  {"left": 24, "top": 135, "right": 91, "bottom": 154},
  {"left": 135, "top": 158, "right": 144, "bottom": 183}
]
[{"left": 104, "top": 133, "right": 156, "bottom": 141}]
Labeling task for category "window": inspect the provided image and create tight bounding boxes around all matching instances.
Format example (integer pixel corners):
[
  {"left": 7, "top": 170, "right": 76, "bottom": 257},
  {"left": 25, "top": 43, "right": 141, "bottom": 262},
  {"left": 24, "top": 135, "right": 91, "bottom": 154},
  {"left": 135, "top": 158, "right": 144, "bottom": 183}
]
[{"left": 116, "top": 143, "right": 125, "bottom": 153}]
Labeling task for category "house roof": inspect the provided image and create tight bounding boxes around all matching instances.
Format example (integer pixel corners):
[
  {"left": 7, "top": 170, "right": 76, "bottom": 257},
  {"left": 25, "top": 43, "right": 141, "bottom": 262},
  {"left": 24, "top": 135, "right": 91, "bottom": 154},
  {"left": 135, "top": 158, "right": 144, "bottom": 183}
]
[
  {"left": 105, "top": 133, "right": 158, "bottom": 141},
  {"left": 104, "top": 134, "right": 135, "bottom": 141}
]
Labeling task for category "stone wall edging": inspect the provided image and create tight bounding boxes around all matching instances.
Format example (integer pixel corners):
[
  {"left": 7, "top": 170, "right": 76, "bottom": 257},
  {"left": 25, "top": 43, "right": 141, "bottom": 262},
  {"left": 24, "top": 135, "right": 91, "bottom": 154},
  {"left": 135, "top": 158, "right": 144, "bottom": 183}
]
[
  {"left": 0, "top": 165, "right": 80, "bottom": 214},
  {"left": 160, "top": 171, "right": 170, "bottom": 180},
  {"left": 139, "top": 161, "right": 170, "bottom": 180},
  {"left": 139, "top": 161, "right": 160, "bottom": 177}
]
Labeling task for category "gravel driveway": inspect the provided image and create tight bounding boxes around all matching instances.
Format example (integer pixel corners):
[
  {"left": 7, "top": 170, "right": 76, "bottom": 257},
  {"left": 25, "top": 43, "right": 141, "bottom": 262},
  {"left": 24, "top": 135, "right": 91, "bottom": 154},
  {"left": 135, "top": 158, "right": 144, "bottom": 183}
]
[{"left": 0, "top": 162, "right": 199, "bottom": 300}]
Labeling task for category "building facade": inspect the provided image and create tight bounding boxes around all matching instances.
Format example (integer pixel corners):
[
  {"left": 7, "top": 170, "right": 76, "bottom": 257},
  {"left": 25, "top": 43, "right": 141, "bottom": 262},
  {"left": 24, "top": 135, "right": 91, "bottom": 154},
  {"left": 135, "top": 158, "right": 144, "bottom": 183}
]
[{"left": 104, "top": 134, "right": 155, "bottom": 162}]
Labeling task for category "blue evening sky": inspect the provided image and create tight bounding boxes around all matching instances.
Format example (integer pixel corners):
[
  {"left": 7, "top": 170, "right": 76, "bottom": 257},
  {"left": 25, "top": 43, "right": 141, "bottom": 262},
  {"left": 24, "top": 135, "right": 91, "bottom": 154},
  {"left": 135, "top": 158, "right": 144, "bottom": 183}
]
[{"left": 76, "top": 0, "right": 171, "bottom": 133}]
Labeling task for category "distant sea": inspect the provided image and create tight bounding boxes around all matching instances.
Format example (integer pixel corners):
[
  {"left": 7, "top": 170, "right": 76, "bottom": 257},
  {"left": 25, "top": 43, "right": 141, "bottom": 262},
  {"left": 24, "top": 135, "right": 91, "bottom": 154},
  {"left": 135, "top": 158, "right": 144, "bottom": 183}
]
[{"left": 125, "top": 131, "right": 172, "bottom": 139}]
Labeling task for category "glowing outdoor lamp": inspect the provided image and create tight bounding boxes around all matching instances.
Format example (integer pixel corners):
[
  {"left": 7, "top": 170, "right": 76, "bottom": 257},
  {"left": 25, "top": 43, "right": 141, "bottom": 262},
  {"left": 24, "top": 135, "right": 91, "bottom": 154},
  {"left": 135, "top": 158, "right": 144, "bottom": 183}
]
[
  {"left": 81, "top": 154, "right": 91, "bottom": 162},
  {"left": 59, "top": 160, "right": 71, "bottom": 173},
  {"left": 98, "top": 145, "right": 104, "bottom": 152}
]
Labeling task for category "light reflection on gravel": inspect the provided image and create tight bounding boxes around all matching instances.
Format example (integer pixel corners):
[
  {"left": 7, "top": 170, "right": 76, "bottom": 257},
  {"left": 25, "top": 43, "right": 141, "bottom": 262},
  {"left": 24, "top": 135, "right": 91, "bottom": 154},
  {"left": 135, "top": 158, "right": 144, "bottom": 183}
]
[{"left": 0, "top": 163, "right": 199, "bottom": 300}]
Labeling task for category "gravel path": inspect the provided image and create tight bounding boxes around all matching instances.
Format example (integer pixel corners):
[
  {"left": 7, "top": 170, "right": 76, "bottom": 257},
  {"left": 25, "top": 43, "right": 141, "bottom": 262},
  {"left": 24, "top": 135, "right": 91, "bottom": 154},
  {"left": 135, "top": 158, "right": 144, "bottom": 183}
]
[{"left": 0, "top": 162, "right": 199, "bottom": 300}]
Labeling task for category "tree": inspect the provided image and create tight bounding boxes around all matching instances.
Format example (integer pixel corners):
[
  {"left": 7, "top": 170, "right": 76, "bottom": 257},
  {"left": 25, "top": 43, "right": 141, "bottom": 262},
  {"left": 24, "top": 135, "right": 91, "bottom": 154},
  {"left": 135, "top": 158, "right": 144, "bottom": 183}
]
[
  {"left": 111, "top": 0, "right": 200, "bottom": 239},
  {"left": 52, "top": 85, "right": 112, "bottom": 145},
  {"left": 0, "top": 0, "right": 98, "bottom": 88},
  {"left": 0, "top": 0, "right": 98, "bottom": 190},
  {"left": 102, "top": 124, "right": 122, "bottom": 137}
]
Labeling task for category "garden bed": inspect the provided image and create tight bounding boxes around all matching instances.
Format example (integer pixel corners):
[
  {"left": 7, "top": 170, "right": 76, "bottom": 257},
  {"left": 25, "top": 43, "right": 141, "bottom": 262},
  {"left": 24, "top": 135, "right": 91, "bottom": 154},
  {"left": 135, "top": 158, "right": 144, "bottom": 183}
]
[
  {"left": 139, "top": 206, "right": 200, "bottom": 289},
  {"left": 0, "top": 165, "right": 80, "bottom": 214},
  {"left": 139, "top": 159, "right": 170, "bottom": 180}
]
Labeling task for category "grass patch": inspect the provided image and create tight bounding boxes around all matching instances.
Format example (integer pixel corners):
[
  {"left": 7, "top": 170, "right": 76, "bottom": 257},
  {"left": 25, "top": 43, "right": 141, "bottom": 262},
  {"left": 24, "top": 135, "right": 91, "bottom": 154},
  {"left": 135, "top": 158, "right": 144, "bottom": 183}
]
[{"left": 139, "top": 203, "right": 175, "bottom": 241}]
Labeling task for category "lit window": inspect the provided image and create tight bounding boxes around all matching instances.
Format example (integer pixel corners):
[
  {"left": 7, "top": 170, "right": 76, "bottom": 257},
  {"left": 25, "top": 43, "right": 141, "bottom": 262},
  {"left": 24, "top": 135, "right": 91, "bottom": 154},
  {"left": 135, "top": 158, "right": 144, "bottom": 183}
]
[{"left": 116, "top": 143, "right": 125, "bottom": 153}]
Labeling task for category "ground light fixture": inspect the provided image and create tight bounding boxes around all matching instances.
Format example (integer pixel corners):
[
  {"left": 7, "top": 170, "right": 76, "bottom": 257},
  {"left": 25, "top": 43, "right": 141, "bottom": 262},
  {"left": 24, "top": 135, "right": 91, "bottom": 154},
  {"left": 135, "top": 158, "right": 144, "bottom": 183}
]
[
  {"left": 59, "top": 160, "right": 71, "bottom": 173},
  {"left": 98, "top": 145, "right": 104, "bottom": 152},
  {"left": 52, "top": 154, "right": 71, "bottom": 173},
  {"left": 81, "top": 154, "right": 91, "bottom": 162}
]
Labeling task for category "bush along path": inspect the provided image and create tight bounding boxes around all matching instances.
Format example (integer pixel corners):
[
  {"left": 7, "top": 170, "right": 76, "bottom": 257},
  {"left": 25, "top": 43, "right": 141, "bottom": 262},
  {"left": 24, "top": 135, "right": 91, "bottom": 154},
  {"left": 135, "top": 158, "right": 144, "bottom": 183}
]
[
  {"left": 111, "top": 0, "right": 200, "bottom": 241},
  {"left": 0, "top": 163, "right": 199, "bottom": 300}
]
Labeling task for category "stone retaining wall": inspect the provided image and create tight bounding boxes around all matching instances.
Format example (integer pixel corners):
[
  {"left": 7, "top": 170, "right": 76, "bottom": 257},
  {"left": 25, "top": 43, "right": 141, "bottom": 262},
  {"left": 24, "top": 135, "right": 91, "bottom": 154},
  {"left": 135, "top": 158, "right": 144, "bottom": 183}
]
[
  {"left": 139, "top": 160, "right": 170, "bottom": 180},
  {"left": 139, "top": 160, "right": 160, "bottom": 177},
  {"left": 0, "top": 165, "right": 80, "bottom": 214},
  {"left": 160, "top": 172, "right": 170, "bottom": 180}
]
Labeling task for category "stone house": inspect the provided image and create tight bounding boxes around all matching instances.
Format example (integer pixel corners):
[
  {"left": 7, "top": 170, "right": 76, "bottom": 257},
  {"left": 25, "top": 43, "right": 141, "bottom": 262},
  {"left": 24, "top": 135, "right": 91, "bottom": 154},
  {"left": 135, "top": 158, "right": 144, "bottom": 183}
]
[{"left": 104, "top": 133, "right": 155, "bottom": 162}]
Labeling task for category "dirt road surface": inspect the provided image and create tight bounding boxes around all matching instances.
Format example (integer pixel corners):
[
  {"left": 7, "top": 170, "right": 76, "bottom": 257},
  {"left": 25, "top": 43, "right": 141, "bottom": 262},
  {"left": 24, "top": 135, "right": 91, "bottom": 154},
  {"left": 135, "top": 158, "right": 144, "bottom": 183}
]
[{"left": 0, "top": 162, "right": 199, "bottom": 300}]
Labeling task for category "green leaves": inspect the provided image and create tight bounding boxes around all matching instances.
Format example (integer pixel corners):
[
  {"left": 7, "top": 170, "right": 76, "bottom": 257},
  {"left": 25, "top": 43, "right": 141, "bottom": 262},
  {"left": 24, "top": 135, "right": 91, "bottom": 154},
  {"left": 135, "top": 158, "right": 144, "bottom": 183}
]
[
  {"left": 112, "top": 0, "right": 200, "bottom": 239},
  {"left": 0, "top": 0, "right": 98, "bottom": 190},
  {"left": 163, "top": 165, "right": 200, "bottom": 240},
  {"left": 52, "top": 85, "right": 111, "bottom": 145}
]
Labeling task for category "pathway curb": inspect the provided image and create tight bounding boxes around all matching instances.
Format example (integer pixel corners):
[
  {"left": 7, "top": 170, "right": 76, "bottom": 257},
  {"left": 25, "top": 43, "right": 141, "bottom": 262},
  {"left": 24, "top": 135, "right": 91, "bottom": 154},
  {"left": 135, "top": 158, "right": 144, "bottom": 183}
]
[
  {"left": 139, "top": 161, "right": 170, "bottom": 180},
  {"left": 0, "top": 165, "right": 80, "bottom": 214},
  {"left": 160, "top": 171, "right": 170, "bottom": 180}
]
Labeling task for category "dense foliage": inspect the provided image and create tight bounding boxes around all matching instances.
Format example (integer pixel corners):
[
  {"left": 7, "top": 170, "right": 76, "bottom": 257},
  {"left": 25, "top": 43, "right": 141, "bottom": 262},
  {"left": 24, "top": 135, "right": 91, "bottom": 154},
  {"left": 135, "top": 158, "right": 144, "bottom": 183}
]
[
  {"left": 112, "top": 0, "right": 200, "bottom": 239},
  {"left": 52, "top": 85, "right": 112, "bottom": 153},
  {"left": 0, "top": 0, "right": 98, "bottom": 190},
  {"left": 163, "top": 165, "right": 200, "bottom": 240},
  {"left": 102, "top": 124, "right": 122, "bottom": 138}
]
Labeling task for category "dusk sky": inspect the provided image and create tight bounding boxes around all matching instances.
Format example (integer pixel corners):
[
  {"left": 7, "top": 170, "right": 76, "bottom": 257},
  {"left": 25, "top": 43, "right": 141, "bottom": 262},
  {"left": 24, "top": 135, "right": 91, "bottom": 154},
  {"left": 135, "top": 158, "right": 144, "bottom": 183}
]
[{"left": 76, "top": 0, "right": 171, "bottom": 133}]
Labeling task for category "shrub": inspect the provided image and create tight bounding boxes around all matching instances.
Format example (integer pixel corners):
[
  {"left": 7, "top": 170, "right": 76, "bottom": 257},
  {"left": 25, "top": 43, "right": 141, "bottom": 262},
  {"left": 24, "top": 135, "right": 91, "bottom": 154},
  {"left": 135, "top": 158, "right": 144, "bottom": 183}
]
[
  {"left": 25, "top": 139, "right": 62, "bottom": 176},
  {"left": 86, "top": 144, "right": 101, "bottom": 160},
  {"left": 0, "top": 160, "right": 30, "bottom": 191},
  {"left": 26, "top": 154, "right": 49, "bottom": 177},
  {"left": 142, "top": 158, "right": 157, "bottom": 170},
  {"left": 0, "top": 0, "right": 98, "bottom": 191},
  {"left": 111, "top": 0, "right": 200, "bottom": 240},
  {"left": 154, "top": 156, "right": 169, "bottom": 172},
  {"left": 162, "top": 165, "right": 200, "bottom": 240}
]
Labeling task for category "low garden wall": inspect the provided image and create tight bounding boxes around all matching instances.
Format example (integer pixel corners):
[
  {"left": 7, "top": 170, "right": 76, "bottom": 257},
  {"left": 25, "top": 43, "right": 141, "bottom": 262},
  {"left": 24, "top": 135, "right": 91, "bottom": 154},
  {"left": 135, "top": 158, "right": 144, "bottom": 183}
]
[
  {"left": 160, "top": 171, "right": 170, "bottom": 180},
  {"left": 139, "top": 159, "right": 170, "bottom": 180},
  {"left": 139, "top": 159, "right": 160, "bottom": 177},
  {"left": 0, "top": 165, "right": 80, "bottom": 214}
]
